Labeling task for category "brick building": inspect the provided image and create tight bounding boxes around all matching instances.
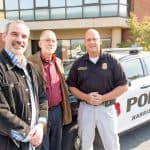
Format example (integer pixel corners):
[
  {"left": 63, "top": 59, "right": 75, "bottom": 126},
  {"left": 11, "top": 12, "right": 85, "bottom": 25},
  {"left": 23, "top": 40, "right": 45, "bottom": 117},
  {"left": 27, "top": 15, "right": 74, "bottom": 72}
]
[
  {"left": 122, "top": 0, "right": 150, "bottom": 43},
  {"left": 131, "top": 0, "right": 150, "bottom": 21}
]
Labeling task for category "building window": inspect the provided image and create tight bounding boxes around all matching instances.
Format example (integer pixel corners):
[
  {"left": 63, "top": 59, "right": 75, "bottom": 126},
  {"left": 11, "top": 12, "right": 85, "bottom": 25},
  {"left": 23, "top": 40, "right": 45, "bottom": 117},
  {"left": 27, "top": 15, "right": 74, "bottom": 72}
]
[
  {"left": 101, "top": 5, "right": 118, "bottom": 16},
  {"left": 67, "top": 7, "right": 82, "bottom": 18},
  {"left": 101, "top": 0, "right": 118, "bottom": 4},
  {"left": 20, "top": 0, "right": 33, "bottom": 9},
  {"left": 70, "top": 39, "right": 85, "bottom": 59},
  {"left": 119, "top": 4, "right": 127, "bottom": 17},
  {"left": 31, "top": 38, "right": 111, "bottom": 61},
  {"left": 50, "top": 0, "right": 65, "bottom": 7},
  {"left": 35, "top": 0, "right": 48, "bottom": 7},
  {"left": 102, "top": 38, "right": 111, "bottom": 48},
  {"left": 84, "top": 0, "right": 98, "bottom": 4},
  {"left": 67, "top": 0, "right": 82, "bottom": 6},
  {"left": 61, "top": 40, "right": 70, "bottom": 60},
  {"left": 31, "top": 40, "right": 40, "bottom": 54},
  {"left": 6, "top": 11, "right": 19, "bottom": 19},
  {"left": 120, "top": 0, "right": 127, "bottom": 4},
  {"left": 20, "top": 10, "right": 34, "bottom": 20},
  {"left": 4, "top": 0, "right": 128, "bottom": 20},
  {"left": 35, "top": 9, "right": 49, "bottom": 20},
  {"left": 5, "top": 0, "right": 18, "bottom": 10},
  {"left": 83, "top": 6, "right": 99, "bottom": 18},
  {"left": 60, "top": 39, "right": 85, "bottom": 60},
  {"left": 51, "top": 8, "right": 65, "bottom": 19}
]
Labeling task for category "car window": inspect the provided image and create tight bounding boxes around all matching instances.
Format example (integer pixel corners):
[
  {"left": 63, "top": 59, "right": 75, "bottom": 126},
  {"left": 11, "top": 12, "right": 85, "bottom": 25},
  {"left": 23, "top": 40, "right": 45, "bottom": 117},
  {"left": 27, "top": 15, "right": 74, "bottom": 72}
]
[
  {"left": 64, "top": 61, "right": 74, "bottom": 79},
  {"left": 121, "top": 58, "right": 144, "bottom": 80},
  {"left": 143, "top": 56, "right": 150, "bottom": 74}
]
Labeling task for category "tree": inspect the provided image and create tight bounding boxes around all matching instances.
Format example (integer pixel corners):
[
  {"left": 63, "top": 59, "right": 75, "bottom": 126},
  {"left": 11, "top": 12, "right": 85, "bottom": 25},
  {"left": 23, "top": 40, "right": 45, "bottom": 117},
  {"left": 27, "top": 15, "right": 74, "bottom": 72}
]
[
  {"left": 139, "top": 17, "right": 150, "bottom": 50},
  {"left": 118, "top": 13, "right": 150, "bottom": 51}
]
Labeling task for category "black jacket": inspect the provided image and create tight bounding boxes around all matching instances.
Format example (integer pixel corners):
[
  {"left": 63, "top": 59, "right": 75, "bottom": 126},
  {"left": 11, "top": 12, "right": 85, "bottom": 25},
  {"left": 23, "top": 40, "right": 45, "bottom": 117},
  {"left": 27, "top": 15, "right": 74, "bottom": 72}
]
[{"left": 0, "top": 49, "right": 48, "bottom": 150}]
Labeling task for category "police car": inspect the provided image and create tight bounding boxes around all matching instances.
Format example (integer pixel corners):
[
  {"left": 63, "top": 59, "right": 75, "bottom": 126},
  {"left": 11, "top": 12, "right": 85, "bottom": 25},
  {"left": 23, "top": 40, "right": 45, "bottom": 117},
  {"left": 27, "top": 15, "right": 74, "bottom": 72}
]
[{"left": 62, "top": 47, "right": 150, "bottom": 150}]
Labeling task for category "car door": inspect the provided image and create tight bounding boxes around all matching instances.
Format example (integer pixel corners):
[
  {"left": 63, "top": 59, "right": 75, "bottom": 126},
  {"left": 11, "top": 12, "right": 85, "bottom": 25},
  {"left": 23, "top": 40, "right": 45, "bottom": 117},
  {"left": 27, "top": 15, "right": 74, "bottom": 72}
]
[{"left": 116, "top": 56, "right": 150, "bottom": 134}]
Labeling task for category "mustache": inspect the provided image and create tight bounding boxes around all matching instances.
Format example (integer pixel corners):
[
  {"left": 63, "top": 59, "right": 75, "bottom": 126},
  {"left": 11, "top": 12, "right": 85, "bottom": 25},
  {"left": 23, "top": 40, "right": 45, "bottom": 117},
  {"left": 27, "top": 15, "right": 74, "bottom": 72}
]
[
  {"left": 12, "top": 41, "right": 24, "bottom": 48},
  {"left": 92, "top": 46, "right": 97, "bottom": 51},
  {"left": 48, "top": 47, "right": 56, "bottom": 51}
]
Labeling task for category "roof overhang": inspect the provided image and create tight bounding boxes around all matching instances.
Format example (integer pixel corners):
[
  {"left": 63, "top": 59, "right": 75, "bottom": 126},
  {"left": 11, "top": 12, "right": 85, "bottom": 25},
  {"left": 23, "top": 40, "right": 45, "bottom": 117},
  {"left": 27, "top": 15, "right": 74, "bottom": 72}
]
[{"left": 26, "top": 17, "right": 128, "bottom": 31}]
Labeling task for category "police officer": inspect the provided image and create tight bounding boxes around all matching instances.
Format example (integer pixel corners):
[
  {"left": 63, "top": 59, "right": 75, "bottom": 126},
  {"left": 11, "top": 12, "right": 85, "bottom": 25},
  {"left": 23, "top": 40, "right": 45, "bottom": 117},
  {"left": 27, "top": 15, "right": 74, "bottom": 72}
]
[{"left": 67, "top": 29, "right": 128, "bottom": 150}]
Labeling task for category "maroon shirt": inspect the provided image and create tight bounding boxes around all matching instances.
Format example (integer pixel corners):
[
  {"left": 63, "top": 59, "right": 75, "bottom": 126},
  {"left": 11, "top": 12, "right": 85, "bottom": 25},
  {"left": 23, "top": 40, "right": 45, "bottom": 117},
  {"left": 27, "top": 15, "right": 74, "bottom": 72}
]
[{"left": 41, "top": 54, "right": 62, "bottom": 107}]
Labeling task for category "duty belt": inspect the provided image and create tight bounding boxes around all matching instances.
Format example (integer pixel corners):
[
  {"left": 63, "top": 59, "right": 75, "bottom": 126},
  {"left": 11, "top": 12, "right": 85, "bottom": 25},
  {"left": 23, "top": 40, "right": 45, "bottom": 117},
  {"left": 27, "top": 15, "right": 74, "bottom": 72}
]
[
  {"left": 81, "top": 99, "right": 116, "bottom": 107},
  {"left": 103, "top": 99, "right": 116, "bottom": 107}
]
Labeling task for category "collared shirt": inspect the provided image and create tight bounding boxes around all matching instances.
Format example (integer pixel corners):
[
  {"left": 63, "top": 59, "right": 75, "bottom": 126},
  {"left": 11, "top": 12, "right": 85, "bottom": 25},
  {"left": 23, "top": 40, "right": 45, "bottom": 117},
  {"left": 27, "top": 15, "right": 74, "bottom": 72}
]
[
  {"left": 41, "top": 54, "right": 62, "bottom": 107},
  {"left": 67, "top": 53, "right": 128, "bottom": 94}
]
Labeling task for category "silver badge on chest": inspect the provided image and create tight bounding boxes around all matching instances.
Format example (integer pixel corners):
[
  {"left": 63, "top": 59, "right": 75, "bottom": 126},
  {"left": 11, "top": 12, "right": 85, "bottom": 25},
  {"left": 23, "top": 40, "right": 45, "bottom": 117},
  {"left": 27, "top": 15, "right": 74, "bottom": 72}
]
[{"left": 101, "top": 63, "right": 108, "bottom": 70}]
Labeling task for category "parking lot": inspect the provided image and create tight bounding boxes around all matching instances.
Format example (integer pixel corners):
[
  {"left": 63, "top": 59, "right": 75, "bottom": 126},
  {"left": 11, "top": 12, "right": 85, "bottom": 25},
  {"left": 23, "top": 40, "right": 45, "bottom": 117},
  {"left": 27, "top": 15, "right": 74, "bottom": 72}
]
[
  {"left": 120, "top": 122, "right": 150, "bottom": 150},
  {"left": 95, "top": 122, "right": 150, "bottom": 150}
]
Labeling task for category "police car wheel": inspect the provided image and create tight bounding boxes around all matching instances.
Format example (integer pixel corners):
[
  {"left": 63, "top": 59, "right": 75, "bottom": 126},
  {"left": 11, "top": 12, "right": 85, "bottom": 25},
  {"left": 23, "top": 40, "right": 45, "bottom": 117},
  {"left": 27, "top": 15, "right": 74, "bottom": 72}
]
[{"left": 62, "top": 125, "right": 79, "bottom": 150}]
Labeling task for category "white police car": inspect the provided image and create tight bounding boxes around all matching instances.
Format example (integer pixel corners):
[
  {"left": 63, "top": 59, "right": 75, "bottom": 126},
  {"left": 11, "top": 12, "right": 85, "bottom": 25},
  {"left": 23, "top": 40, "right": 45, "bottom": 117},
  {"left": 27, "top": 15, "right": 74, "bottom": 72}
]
[{"left": 62, "top": 47, "right": 150, "bottom": 150}]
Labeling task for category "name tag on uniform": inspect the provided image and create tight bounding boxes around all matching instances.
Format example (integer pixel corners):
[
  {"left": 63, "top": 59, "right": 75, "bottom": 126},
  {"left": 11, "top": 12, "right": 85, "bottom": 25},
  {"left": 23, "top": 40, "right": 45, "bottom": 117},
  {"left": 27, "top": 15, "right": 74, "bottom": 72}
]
[{"left": 77, "top": 67, "right": 87, "bottom": 70}]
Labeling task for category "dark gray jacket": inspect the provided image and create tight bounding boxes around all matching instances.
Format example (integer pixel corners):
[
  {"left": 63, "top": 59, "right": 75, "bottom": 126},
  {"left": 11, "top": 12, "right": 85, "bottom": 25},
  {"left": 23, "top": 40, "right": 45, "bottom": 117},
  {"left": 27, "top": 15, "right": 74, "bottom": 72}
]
[{"left": 0, "top": 49, "right": 48, "bottom": 150}]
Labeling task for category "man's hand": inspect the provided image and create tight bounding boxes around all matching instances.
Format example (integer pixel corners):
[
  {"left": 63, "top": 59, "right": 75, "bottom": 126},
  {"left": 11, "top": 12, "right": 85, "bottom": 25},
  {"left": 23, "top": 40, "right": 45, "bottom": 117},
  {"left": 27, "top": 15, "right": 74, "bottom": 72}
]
[
  {"left": 28, "top": 123, "right": 44, "bottom": 147},
  {"left": 86, "top": 92, "right": 103, "bottom": 106}
]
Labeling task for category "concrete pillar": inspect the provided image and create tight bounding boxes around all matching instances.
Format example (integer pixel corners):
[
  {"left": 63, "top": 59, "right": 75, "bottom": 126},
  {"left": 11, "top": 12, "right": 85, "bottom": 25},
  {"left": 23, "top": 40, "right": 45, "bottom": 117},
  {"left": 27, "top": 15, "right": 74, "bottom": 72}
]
[{"left": 112, "top": 28, "right": 122, "bottom": 48}]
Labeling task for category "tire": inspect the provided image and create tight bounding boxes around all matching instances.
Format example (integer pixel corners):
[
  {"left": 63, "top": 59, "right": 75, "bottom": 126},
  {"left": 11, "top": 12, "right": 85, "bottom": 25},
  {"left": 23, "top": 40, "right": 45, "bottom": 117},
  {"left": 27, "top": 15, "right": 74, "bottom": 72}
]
[
  {"left": 62, "top": 122, "right": 80, "bottom": 150},
  {"left": 62, "top": 125, "right": 104, "bottom": 150}
]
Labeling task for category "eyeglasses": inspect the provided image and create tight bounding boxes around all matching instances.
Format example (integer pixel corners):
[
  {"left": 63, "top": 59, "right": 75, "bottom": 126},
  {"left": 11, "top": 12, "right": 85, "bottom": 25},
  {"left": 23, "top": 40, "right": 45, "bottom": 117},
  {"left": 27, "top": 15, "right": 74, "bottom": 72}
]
[
  {"left": 86, "top": 38, "right": 100, "bottom": 42},
  {"left": 40, "top": 38, "right": 56, "bottom": 43}
]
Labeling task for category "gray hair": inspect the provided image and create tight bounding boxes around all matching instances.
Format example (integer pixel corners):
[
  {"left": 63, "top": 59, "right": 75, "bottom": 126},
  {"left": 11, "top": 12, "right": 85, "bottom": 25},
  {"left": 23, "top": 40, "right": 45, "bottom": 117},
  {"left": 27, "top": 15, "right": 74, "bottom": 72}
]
[{"left": 5, "top": 20, "right": 30, "bottom": 34}]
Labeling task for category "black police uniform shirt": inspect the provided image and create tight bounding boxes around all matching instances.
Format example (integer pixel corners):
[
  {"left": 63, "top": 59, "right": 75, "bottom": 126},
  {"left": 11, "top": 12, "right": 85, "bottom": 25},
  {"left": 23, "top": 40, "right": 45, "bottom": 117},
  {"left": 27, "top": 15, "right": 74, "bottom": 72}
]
[{"left": 66, "top": 53, "right": 128, "bottom": 95}]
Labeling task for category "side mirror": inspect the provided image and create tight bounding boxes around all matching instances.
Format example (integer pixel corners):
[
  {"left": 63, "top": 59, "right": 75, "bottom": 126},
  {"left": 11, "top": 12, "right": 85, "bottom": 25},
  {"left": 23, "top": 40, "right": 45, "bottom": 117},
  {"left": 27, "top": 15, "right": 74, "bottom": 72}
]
[{"left": 128, "top": 80, "right": 131, "bottom": 86}]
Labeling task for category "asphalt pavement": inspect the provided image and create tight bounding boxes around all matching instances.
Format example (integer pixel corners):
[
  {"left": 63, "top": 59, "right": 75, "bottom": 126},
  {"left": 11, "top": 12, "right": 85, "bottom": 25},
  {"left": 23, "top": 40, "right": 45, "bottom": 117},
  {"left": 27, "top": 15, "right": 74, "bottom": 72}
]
[
  {"left": 94, "top": 122, "right": 150, "bottom": 150},
  {"left": 120, "top": 122, "right": 150, "bottom": 150}
]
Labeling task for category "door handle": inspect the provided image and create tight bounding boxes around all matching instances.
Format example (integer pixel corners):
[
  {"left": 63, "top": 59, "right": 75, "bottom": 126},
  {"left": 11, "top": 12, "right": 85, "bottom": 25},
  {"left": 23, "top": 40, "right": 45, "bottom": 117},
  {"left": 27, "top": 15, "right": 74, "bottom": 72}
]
[{"left": 140, "top": 84, "right": 150, "bottom": 89}]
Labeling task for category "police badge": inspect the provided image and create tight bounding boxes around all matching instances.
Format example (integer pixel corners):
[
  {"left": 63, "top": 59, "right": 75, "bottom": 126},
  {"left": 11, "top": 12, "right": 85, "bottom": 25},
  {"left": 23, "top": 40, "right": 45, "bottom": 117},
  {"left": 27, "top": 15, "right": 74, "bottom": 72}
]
[{"left": 101, "top": 63, "right": 108, "bottom": 70}]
